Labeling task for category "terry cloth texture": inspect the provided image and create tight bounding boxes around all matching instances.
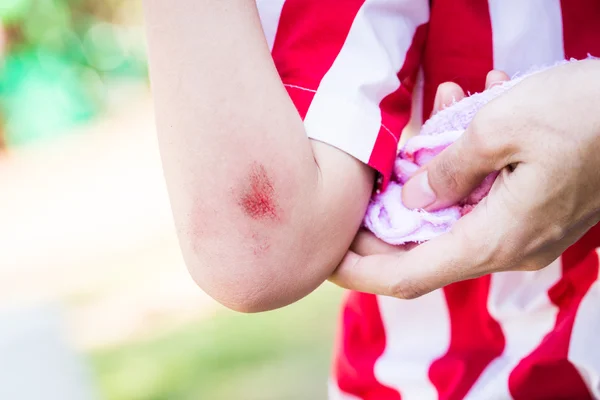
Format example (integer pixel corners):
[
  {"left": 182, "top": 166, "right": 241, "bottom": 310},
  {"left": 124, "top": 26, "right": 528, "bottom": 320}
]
[{"left": 363, "top": 59, "right": 582, "bottom": 245}]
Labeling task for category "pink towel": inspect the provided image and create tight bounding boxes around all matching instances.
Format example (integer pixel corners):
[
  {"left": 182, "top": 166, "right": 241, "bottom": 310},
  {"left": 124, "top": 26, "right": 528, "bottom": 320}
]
[{"left": 363, "top": 60, "right": 579, "bottom": 245}]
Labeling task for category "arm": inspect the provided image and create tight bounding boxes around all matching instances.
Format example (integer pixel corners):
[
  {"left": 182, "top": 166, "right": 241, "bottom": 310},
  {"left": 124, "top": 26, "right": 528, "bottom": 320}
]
[
  {"left": 142, "top": 0, "right": 426, "bottom": 312},
  {"left": 333, "top": 60, "right": 600, "bottom": 299}
]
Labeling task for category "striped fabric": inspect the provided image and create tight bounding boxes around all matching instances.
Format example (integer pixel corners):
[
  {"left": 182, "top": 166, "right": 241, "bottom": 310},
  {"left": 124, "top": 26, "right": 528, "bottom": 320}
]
[{"left": 255, "top": 1, "right": 600, "bottom": 399}]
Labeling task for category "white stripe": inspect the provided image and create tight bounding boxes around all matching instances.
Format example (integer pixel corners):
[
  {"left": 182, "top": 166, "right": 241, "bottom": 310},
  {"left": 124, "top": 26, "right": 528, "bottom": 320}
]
[
  {"left": 464, "top": 260, "right": 563, "bottom": 400},
  {"left": 328, "top": 381, "right": 362, "bottom": 400},
  {"left": 568, "top": 249, "right": 600, "bottom": 398},
  {"left": 469, "top": 8, "right": 567, "bottom": 392},
  {"left": 374, "top": 291, "right": 450, "bottom": 400},
  {"left": 255, "top": 0, "right": 286, "bottom": 51},
  {"left": 304, "top": 0, "right": 429, "bottom": 163},
  {"left": 488, "top": 0, "right": 565, "bottom": 77}
]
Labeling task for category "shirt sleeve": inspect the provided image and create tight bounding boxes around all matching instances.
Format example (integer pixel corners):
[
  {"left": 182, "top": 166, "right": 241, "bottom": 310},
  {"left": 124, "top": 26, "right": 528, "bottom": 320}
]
[{"left": 256, "top": 0, "right": 429, "bottom": 189}]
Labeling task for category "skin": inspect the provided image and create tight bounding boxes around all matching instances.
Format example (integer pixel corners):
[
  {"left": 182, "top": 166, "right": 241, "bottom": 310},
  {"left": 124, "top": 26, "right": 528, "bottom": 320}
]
[
  {"left": 143, "top": 0, "right": 600, "bottom": 308},
  {"left": 142, "top": 0, "right": 374, "bottom": 312},
  {"left": 332, "top": 60, "right": 600, "bottom": 299}
]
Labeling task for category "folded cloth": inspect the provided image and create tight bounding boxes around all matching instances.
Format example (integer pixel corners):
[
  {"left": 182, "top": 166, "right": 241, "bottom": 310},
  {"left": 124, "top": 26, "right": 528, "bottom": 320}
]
[{"left": 363, "top": 60, "right": 579, "bottom": 245}]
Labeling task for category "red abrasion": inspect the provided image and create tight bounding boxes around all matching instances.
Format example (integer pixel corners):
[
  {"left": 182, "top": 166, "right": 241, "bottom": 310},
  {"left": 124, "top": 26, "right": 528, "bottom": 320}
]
[{"left": 240, "top": 163, "right": 279, "bottom": 221}]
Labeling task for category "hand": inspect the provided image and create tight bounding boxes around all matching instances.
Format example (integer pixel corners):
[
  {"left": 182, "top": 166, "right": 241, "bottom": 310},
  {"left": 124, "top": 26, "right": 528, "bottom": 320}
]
[
  {"left": 337, "top": 70, "right": 510, "bottom": 257},
  {"left": 331, "top": 60, "right": 600, "bottom": 299}
]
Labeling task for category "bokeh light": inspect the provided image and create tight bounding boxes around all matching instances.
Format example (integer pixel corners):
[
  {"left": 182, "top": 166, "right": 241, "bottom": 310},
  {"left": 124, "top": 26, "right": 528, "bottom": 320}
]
[{"left": 0, "top": 0, "right": 148, "bottom": 147}]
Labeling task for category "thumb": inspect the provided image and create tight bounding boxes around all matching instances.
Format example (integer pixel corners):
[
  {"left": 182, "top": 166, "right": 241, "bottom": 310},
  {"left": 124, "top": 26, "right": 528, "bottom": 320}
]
[
  {"left": 402, "top": 125, "right": 502, "bottom": 211},
  {"left": 402, "top": 70, "right": 511, "bottom": 211}
]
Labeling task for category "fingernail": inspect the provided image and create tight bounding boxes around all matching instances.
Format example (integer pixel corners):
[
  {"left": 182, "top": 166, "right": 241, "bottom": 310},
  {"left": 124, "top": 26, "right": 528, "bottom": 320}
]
[{"left": 402, "top": 171, "right": 436, "bottom": 209}]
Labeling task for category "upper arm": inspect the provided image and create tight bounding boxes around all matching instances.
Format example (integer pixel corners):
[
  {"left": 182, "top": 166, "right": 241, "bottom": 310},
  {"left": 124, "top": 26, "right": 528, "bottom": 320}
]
[{"left": 142, "top": 0, "right": 428, "bottom": 312}]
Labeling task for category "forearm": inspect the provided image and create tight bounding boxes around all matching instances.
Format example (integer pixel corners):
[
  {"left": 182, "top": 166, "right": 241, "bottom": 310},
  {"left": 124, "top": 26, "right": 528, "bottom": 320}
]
[
  {"left": 143, "top": 0, "right": 373, "bottom": 311},
  {"left": 143, "top": 0, "right": 317, "bottom": 203}
]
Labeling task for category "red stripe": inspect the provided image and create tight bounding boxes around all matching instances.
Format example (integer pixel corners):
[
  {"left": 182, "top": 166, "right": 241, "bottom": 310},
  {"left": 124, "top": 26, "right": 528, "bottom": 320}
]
[
  {"left": 271, "top": 0, "right": 366, "bottom": 119},
  {"left": 428, "top": 277, "right": 505, "bottom": 400},
  {"left": 273, "top": 6, "right": 402, "bottom": 396},
  {"left": 369, "top": 23, "right": 429, "bottom": 190},
  {"left": 426, "top": 2, "right": 503, "bottom": 399},
  {"left": 508, "top": 226, "right": 600, "bottom": 399},
  {"left": 284, "top": 86, "right": 314, "bottom": 121},
  {"left": 421, "top": 0, "right": 494, "bottom": 121},
  {"left": 334, "top": 293, "right": 401, "bottom": 400},
  {"left": 507, "top": 9, "right": 600, "bottom": 397},
  {"left": 560, "top": 0, "right": 600, "bottom": 60}
]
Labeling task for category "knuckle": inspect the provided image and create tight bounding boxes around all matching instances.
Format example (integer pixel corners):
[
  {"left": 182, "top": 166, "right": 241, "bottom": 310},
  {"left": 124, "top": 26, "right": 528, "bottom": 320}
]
[
  {"left": 466, "top": 116, "right": 498, "bottom": 160},
  {"left": 545, "top": 222, "right": 567, "bottom": 243},
  {"left": 582, "top": 215, "right": 600, "bottom": 231},
  {"left": 390, "top": 278, "right": 429, "bottom": 300},
  {"left": 522, "top": 264, "right": 543, "bottom": 272},
  {"left": 435, "top": 155, "right": 463, "bottom": 194},
  {"left": 520, "top": 258, "right": 546, "bottom": 272}
]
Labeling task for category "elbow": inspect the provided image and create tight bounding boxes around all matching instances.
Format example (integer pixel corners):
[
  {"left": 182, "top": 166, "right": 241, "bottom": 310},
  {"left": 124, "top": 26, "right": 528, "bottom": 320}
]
[
  {"left": 180, "top": 191, "right": 342, "bottom": 313},
  {"left": 202, "top": 275, "right": 313, "bottom": 314},
  {"left": 185, "top": 256, "right": 323, "bottom": 314},
  {"left": 219, "top": 293, "right": 281, "bottom": 314},
  {"left": 211, "top": 280, "right": 283, "bottom": 314}
]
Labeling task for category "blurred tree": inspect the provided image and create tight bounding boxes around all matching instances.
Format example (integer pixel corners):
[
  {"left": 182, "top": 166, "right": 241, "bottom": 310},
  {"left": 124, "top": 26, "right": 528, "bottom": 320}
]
[
  {"left": 0, "top": 0, "right": 147, "bottom": 148},
  {"left": 0, "top": 116, "right": 5, "bottom": 151}
]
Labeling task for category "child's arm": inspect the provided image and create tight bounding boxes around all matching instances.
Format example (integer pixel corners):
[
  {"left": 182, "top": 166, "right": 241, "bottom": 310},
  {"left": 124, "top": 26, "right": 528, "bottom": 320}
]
[{"left": 142, "top": 0, "right": 427, "bottom": 312}]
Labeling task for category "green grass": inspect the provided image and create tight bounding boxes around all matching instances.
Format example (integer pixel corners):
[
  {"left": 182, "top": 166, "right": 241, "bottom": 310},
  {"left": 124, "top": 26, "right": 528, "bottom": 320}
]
[{"left": 90, "top": 284, "right": 345, "bottom": 400}]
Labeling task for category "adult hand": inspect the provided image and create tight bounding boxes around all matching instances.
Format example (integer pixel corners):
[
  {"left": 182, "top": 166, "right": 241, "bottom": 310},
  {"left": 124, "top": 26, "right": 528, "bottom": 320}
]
[
  {"left": 331, "top": 60, "right": 600, "bottom": 299},
  {"left": 338, "top": 70, "right": 510, "bottom": 257}
]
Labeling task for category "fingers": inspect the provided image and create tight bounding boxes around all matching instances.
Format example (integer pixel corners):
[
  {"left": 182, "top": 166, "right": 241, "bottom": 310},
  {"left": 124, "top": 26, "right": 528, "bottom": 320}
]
[
  {"left": 333, "top": 69, "right": 519, "bottom": 297},
  {"left": 402, "top": 71, "right": 511, "bottom": 211},
  {"left": 431, "top": 69, "right": 509, "bottom": 118},
  {"left": 485, "top": 70, "right": 510, "bottom": 89},
  {"left": 332, "top": 190, "right": 521, "bottom": 299},
  {"left": 331, "top": 224, "right": 474, "bottom": 298},
  {"left": 351, "top": 230, "right": 405, "bottom": 255},
  {"left": 401, "top": 126, "right": 501, "bottom": 210},
  {"left": 403, "top": 70, "right": 510, "bottom": 211},
  {"left": 432, "top": 82, "right": 465, "bottom": 116},
  {"left": 350, "top": 229, "right": 417, "bottom": 256}
]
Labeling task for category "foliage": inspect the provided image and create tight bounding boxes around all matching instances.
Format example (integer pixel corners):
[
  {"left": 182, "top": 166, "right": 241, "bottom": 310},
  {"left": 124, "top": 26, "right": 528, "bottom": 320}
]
[{"left": 0, "top": 0, "right": 147, "bottom": 146}]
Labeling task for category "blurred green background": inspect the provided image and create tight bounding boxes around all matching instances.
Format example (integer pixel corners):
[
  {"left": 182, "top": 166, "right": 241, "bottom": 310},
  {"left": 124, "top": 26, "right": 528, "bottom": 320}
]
[
  {"left": 0, "top": 1, "right": 345, "bottom": 399},
  {"left": 0, "top": 0, "right": 147, "bottom": 147},
  {"left": 92, "top": 285, "right": 343, "bottom": 400}
]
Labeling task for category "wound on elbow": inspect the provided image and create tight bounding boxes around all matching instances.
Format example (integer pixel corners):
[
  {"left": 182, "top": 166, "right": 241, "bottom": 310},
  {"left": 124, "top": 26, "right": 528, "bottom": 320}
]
[{"left": 239, "top": 163, "right": 279, "bottom": 221}]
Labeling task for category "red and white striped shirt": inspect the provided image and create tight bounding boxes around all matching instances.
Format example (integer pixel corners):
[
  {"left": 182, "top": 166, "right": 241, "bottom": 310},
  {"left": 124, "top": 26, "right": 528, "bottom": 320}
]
[{"left": 256, "top": 1, "right": 600, "bottom": 399}]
